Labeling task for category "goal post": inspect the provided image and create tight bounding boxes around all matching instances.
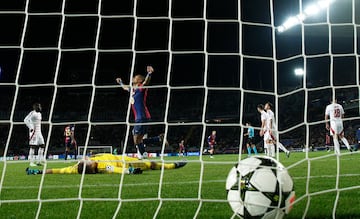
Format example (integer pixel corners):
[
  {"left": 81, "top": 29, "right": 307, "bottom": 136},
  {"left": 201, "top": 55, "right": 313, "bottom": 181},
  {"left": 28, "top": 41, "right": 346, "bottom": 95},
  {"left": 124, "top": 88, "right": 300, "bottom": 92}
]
[{"left": 77, "top": 146, "right": 113, "bottom": 158}]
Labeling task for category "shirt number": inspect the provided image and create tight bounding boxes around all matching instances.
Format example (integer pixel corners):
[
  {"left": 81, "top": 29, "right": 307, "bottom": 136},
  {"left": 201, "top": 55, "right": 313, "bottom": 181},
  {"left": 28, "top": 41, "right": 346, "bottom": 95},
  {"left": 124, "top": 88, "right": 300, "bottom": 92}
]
[{"left": 333, "top": 108, "right": 341, "bottom": 118}]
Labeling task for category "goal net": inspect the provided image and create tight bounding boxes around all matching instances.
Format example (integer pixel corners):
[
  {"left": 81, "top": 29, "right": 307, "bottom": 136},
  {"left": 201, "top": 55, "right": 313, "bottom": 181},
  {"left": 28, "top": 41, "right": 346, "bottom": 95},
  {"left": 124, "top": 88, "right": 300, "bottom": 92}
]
[
  {"left": 77, "top": 146, "right": 113, "bottom": 158},
  {"left": 1, "top": 0, "right": 360, "bottom": 218}
]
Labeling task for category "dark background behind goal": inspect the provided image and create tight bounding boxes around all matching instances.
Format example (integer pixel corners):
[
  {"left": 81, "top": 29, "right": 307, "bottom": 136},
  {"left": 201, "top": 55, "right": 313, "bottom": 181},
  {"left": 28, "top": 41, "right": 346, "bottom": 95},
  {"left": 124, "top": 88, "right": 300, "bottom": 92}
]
[{"left": 0, "top": 0, "right": 359, "bottom": 156}]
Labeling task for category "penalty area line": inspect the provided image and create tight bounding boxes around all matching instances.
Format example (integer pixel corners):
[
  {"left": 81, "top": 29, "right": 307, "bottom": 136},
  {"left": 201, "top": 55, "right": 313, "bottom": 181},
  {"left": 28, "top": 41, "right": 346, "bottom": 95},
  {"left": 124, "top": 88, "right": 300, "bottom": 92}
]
[
  {"left": 2, "top": 179, "right": 225, "bottom": 190},
  {"left": 3, "top": 173, "right": 360, "bottom": 190},
  {"left": 292, "top": 173, "right": 360, "bottom": 180}
]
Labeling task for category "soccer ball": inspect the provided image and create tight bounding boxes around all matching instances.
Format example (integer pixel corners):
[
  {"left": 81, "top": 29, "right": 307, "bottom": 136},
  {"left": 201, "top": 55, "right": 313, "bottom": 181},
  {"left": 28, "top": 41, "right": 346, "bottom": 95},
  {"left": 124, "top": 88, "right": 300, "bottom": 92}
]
[{"left": 226, "top": 156, "right": 295, "bottom": 219}]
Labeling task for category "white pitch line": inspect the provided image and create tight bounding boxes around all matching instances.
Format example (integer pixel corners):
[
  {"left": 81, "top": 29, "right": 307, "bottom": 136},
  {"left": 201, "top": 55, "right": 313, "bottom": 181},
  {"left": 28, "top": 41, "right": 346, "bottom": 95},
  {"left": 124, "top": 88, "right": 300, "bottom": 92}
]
[
  {"left": 292, "top": 173, "right": 360, "bottom": 180},
  {"left": 3, "top": 173, "right": 360, "bottom": 190},
  {"left": 2, "top": 179, "right": 225, "bottom": 190}
]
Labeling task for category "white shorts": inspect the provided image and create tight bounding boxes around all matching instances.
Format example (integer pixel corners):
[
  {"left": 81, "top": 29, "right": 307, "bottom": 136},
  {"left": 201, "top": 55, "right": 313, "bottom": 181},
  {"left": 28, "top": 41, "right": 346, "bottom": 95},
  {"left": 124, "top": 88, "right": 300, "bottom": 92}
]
[
  {"left": 264, "top": 131, "right": 275, "bottom": 142},
  {"left": 330, "top": 121, "right": 344, "bottom": 135},
  {"left": 29, "top": 130, "right": 44, "bottom": 146}
]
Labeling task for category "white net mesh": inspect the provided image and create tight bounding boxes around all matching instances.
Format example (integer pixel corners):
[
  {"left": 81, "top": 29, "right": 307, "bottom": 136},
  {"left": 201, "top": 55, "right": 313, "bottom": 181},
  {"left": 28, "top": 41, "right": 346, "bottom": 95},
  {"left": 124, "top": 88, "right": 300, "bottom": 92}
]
[{"left": 0, "top": 0, "right": 360, "bottom": 218}]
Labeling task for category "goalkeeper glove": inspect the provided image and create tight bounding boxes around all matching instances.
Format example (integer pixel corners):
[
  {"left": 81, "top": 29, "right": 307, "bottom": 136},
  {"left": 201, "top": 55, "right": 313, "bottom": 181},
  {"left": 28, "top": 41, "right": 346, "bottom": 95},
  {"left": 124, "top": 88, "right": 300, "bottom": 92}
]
[
  {"left": 26, "top": 167, "right": 42, "bottom": 175},
  {"left": 128, "top": 166, "right": 143, "bottom": 174}
]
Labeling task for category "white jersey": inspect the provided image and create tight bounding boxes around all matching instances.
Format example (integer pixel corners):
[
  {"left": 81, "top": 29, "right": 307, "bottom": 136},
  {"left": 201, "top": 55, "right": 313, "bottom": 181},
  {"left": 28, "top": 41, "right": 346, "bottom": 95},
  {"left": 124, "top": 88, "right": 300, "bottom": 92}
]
[
  {"left": 325, "top": 103, "right": 344, "bottom": 122},
  {"left": 260, "top": 110, "right": 268, "bottom": 147},
  {"left": 24, "top": 110, "right": 42, "bottom": 132},
  {"left": 325, "top": 103, "right": 344, "bottom": 135},
  {"left": 260, "top": 110, "right": 267, "bottom": 128},
  {"left": 266, "top": 109, "right": 276, "bottom": 131},
  {"left": 24, "top": 110, "right": 44, "bottom": 145}
]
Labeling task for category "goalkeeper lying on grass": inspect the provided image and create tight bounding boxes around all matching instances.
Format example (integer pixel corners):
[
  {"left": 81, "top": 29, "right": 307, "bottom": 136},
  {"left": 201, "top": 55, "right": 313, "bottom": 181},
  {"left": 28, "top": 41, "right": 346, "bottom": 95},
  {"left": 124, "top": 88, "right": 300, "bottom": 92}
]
[{"left": 26, "top": 153, "right": 187, "bottom": 175}]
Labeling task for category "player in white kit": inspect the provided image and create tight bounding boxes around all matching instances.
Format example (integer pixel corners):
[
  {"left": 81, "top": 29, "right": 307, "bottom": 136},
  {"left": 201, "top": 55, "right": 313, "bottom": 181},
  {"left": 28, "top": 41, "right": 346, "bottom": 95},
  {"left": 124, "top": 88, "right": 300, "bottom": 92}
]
[
  {"left": 24, "top": 103, "right": 45, "bottom": 166},
  {"left": 257, "top": 104, "right": 274, "bottom": 157},
  {"left": 264, "top": 102, "right": 290, "bottom": 158},
  {"left": 325, "top": 99, "right": 352, "bottom": 155}
]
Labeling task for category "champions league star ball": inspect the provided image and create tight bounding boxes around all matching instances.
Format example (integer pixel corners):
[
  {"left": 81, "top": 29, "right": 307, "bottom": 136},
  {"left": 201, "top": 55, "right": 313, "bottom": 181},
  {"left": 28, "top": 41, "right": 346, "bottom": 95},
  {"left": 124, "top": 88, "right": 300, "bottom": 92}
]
[{"left": 226, "top": 156, "right": 295, "bottom": 219}]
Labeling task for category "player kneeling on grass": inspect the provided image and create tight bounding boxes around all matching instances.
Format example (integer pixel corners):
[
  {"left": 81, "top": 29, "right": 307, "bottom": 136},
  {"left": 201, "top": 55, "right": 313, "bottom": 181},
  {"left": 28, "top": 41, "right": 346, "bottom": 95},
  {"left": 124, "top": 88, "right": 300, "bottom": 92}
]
[{"left": 26, "top": 153, "right": 187, "bottom": 175}]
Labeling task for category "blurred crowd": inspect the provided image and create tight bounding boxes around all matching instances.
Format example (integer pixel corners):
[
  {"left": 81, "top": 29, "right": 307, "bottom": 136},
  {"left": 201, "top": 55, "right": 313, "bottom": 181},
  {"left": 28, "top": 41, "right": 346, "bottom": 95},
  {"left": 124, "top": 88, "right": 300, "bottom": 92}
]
[{"left": 1, "top": 120, "right": 359, "bottom": 157}]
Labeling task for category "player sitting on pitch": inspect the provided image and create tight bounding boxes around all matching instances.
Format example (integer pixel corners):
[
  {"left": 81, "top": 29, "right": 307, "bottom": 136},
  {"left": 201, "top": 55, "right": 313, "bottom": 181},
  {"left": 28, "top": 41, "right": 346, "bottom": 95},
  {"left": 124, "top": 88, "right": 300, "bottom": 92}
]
[{"left": 26, "top": 153, "right": 187, "bottom": 175}]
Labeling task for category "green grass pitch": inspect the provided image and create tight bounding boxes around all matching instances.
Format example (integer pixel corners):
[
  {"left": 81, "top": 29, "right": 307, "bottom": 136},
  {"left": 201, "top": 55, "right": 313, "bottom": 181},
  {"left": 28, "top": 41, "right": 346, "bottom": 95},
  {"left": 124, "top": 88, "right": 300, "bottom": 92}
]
[{"left": 1, "top": 151, "right": 360, "bottom": 219}]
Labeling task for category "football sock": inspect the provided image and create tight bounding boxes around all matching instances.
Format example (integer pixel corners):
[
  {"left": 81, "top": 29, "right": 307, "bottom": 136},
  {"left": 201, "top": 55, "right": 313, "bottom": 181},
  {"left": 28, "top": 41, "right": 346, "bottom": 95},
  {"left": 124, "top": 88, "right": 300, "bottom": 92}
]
[
  {"left": 263, "top": 142, "right": 268, "bottom": 156},
  {"left": 277, "top": 142, "right": 288, "bottom": 153},
  {"left": 269, "top": 144, "right": 275, "bottom": 157},
  {"left": 29, "top": 147, "right": 35, "bottom": 164},
  {"left": 253, "top": 147, "right": 258, "bottom": 155},
  {"left": 264, "top": 144, "right": 268, "bottom": 156},
  {"left": 136, "top": 146, "right": 143, "bottom": 159},
  {"left": 38, "top": 147, "right": 44, "bottom": 163},
  {"left": 174, "top": 161, "right": 187, "bottom": 168},
  {"left": 340, "top": 137, "right": 351, "bottom": 150},
  {"left": 65, "top": 151, "right": 68, "bottom": 160},
  {"left": 136, "top": 143, "right": 146, "bottom": 154},
  {"left": 247, "top": 147, "right": 252, "bottom": 155}
]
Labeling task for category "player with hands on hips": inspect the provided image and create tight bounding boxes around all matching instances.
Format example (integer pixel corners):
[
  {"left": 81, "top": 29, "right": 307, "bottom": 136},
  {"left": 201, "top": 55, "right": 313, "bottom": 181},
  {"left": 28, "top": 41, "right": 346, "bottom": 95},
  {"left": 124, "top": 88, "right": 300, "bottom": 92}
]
[{"left": 24, "top": 103, "right": 45, "bottom": 166}]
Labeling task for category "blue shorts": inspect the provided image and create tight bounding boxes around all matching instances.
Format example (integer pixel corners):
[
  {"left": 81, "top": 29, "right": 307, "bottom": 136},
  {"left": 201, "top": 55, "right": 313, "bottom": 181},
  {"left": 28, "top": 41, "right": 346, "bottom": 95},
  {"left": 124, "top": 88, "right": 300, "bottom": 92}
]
[{"left": 132, "top": 119, "right": 149, "bottom": 136}]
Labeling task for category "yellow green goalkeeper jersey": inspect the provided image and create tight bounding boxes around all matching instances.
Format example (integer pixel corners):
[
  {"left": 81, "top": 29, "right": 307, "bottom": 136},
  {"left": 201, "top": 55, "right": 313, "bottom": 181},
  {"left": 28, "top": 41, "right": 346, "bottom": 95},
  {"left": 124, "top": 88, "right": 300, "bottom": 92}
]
[
  {"left": 51, "top": 163, "right": 79, "bottom": 174},
  {"left": 91, "top": 153, "right": 178, "bottom": 172},
  {"left": 50, "top": 154, "right": 176, "bottom": 174},
  {"left": 90, "top": 154, "right": 151, "bottom": 173}
]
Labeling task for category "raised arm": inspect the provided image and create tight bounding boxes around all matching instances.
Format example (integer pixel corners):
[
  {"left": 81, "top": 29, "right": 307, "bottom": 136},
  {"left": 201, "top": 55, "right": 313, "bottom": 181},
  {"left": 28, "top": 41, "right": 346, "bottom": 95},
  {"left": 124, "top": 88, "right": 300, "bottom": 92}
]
[
  {"left": 142, "top": 66, "right": 154, "bottom": 86},
  {"left": 115, "top": 78, "right": 130, "bottom": 92}
]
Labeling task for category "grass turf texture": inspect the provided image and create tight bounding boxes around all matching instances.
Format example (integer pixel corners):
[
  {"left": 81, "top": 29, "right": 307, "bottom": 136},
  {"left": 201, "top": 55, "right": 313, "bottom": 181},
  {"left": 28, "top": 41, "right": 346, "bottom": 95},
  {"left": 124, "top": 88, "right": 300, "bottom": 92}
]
[{"left": 1, "top": 151, "right": 360, "bottom": 219}]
